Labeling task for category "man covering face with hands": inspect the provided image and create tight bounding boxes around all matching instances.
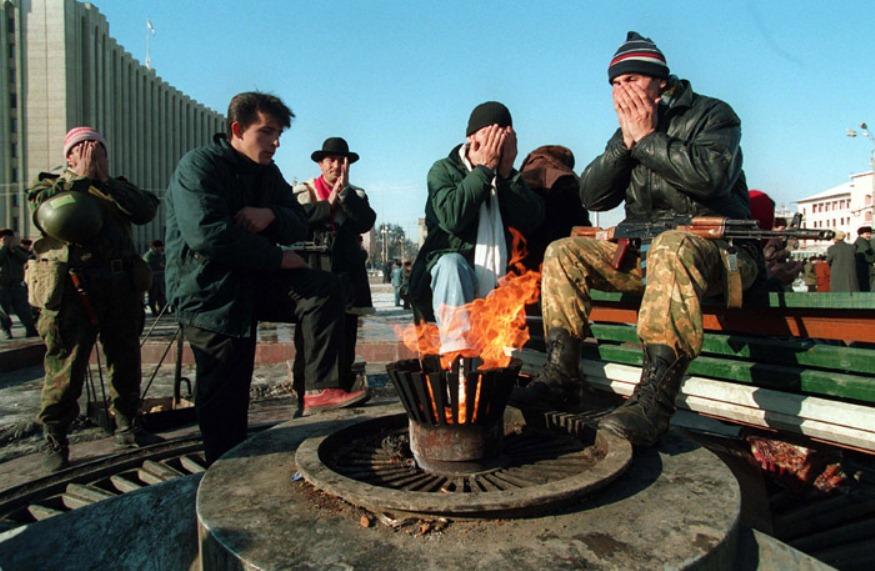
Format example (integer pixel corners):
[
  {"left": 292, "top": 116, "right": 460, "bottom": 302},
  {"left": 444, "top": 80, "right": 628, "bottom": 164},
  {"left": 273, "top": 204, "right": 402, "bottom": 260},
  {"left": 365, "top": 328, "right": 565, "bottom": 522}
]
[
  {"left": 513, "top": 33, "right": 762, "bottom": 448},
  {"left": 408, "top": 101, "right": 544, "bottom": 355}
]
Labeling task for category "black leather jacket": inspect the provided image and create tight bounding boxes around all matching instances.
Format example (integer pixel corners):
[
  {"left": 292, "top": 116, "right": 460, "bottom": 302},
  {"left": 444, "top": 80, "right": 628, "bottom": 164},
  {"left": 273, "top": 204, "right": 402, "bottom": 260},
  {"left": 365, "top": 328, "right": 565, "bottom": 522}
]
[{"left": 581, "top": 78, "right": 751, "bottom": 222}]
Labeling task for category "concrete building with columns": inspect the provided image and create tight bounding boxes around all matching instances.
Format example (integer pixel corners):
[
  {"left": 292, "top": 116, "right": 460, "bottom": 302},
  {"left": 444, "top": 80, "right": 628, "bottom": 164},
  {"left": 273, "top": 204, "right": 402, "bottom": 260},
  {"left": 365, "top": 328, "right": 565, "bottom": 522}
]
[{"left": 1, "top": 0, "right": 224, "bottom": 249}]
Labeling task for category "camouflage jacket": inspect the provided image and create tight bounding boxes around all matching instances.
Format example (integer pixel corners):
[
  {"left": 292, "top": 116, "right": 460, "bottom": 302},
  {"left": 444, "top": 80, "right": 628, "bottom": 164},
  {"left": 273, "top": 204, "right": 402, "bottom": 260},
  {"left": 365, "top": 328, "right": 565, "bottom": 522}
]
[{"left": 27, "top": 169, "right": 159, "bottom": 266}]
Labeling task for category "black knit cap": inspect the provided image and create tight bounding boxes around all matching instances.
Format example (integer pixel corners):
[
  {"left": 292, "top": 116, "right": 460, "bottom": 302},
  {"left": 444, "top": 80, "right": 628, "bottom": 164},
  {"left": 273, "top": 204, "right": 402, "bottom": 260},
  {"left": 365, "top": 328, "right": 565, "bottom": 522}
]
[
  {"left": 608, "top": 31, "right": 669, "bottom": 84},
  {"left": 466, "top": 101, "right": 513, "bottom": 137}
]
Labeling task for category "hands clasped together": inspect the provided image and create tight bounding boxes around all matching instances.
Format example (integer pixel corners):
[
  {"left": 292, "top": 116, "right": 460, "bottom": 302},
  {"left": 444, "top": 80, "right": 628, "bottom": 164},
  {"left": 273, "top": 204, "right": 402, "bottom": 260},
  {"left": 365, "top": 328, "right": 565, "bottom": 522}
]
[{"left": 468, "top": 124, "right": 518, "bottom": 179}]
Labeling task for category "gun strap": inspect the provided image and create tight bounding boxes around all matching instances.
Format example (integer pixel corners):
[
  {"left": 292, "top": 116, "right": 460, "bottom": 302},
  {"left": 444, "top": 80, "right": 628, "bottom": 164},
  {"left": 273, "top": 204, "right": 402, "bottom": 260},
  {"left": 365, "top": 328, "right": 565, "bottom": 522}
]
[{"left": 721, "top": 247, "right": 743, "bottom": 309}]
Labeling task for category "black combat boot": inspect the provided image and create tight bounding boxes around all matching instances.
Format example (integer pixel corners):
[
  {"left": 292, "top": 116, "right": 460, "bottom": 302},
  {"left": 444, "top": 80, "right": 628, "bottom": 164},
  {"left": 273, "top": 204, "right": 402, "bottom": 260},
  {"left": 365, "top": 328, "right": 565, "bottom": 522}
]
[
  {"left": 509, "top": 328, "right": 585, "bottom": 411},
  {"left": 42, "top": 431, "right": 70, "bottom": 472},
  {"left": 114, "top": 416, "right": 164, "bottom": 448},
  {"left": 599, "top": 345, "right": 689, "bottom": 446}
]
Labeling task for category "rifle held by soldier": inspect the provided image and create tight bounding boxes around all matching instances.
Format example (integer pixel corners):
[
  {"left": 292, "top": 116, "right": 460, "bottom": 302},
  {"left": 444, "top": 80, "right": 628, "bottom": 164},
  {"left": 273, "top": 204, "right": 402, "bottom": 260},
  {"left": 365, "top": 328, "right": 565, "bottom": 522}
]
[{"left": 571, "top": 215, "right": 835, "bottom": 270}]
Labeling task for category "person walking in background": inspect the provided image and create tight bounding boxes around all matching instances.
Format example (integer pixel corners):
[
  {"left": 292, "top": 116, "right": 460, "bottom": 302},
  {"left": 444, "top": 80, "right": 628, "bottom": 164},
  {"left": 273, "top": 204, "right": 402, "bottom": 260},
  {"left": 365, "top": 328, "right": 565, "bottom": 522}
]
[
  {"left": 802, "top": 256, "right": 817, "bottom": 292},
  {"left": 814, "top": 255, "right": 831, "bottom": 292},
  {"left": 391, "top": 258, "right": 404, "bottom": 307},
  {"left": 400, "top": 260, "right": 413, "bottom": 309},
  {"left": 854, "top": 226, "right": 875, "bottom": 292},
  {"left": 292, "top": 137, "right": 376, "bottom": 396},
  {"left": 826, "top": 231, "right": 858, "bottom": 292},
  {"left": 27, "top": 127, "right": 161, "bottom": 471},
  {"left": 0, "top": 229, "right": 39, "bottom": 339},
  {"left": 143, "top": 240, "right": 167, "bottom": 315}
]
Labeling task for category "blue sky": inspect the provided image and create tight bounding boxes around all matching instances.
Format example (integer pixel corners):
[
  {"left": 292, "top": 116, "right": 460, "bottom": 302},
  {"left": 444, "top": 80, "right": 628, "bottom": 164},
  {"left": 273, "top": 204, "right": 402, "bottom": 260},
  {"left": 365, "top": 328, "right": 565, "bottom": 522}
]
[{"left": 93, "top": 0, "right": 874, "bottom": 235}]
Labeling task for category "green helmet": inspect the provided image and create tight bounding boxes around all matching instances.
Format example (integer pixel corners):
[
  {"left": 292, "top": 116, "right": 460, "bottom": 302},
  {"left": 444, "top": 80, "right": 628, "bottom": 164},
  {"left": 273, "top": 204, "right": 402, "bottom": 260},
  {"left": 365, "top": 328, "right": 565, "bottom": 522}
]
[{"left": 34, "top": 191, "right": 104, "bottom": 244}]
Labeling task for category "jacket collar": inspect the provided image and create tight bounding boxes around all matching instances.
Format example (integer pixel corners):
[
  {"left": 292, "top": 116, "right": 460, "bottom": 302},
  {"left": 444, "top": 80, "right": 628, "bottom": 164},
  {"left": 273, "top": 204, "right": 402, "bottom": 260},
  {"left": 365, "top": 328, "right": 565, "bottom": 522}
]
[
  {"left": 661, "top": 76, "right": 694, "bottom": 111},
  {"left": 213, "top": 133, "right": 269, "bottom": 174}
]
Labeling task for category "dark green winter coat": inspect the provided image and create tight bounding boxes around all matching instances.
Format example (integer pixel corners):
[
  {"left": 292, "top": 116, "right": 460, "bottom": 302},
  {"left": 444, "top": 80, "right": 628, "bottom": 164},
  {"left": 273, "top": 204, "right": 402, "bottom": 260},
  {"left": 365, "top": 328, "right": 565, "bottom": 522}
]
[
  {"left": 409, "top": 144, "right": 545, "bottom": 311},
  {"left": 164, "top": 134, "right": 310, "bottom": 337}
]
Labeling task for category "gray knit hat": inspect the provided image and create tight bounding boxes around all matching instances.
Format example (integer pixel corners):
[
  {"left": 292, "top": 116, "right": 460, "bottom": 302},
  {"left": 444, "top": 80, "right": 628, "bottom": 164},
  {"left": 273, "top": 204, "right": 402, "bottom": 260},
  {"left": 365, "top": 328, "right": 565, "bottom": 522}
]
[{"left": 608, "top": 31, "right": 669, "bottom": 84}]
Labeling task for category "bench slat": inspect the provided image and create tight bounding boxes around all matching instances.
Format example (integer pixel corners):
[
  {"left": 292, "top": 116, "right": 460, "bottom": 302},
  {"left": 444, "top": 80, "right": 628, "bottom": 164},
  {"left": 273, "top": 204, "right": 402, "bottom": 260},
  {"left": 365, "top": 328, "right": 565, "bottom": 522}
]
[
  {"left": 587, "top": 323, "right": 875, "bottom": 375},
  {"left": 589, "top": 290, "right": 875, "bottom": 310},
  {"left": 582, "top": 344, "right": 875, "bottom": 404}
]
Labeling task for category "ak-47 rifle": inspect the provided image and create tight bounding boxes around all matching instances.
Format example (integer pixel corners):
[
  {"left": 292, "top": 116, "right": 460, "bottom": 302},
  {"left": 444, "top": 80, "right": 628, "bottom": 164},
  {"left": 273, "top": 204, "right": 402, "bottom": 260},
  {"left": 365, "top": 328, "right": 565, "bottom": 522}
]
[{"left": 571, "top": 215, "right": 834, "bottom": 271}]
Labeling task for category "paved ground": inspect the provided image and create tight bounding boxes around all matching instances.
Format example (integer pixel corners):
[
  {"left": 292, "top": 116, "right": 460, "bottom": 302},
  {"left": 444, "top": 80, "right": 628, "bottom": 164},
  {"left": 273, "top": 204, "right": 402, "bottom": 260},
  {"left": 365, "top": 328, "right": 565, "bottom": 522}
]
[{"left": 0, "top": 283, "right": 412, "bottom": 489}]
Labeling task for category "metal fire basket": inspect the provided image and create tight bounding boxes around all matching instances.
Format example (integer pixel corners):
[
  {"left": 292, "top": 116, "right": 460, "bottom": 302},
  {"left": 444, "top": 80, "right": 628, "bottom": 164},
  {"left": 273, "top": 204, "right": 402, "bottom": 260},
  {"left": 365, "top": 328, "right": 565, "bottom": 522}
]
[{"left": 386, "top": 357, "right": 520, "bottom": 474}]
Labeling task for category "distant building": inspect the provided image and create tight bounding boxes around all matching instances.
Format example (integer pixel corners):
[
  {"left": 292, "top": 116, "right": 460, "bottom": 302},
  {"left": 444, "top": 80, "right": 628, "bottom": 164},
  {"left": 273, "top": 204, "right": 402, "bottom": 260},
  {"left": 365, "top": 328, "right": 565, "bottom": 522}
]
[
  {"left": 796, "top": 171, "right": 874, "bottom": 251},
  {"left": 1, "top": 0, "right": 225, "bottom": 250}
]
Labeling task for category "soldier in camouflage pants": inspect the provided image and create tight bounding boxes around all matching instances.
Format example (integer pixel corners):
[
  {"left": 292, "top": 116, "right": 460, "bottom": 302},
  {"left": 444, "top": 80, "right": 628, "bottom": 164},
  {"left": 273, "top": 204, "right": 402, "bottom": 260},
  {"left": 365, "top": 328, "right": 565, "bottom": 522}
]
[
  {"left": 28, "top": 127, "right": 160, "bottom": 471},
  {"left": 512, "top": 32, "right": 761, "bottom": 446},
  {"left": 541, "top": 232, "right": 757, "bottom": 360}
]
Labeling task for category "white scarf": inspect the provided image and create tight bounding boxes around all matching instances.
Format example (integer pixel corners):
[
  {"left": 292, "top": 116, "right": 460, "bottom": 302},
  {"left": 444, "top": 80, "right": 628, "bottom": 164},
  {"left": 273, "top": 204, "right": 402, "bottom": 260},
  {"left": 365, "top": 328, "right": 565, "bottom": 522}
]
[{"left": 459, "top": 145, "right": 507, "bottom": 297}]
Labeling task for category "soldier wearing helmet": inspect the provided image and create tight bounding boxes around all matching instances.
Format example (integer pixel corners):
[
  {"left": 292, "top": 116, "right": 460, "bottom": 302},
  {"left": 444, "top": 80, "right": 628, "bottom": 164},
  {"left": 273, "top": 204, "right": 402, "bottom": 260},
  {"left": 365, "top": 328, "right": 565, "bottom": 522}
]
[{"left": 27, "top": 126, "right": 161, "bottom": 472}]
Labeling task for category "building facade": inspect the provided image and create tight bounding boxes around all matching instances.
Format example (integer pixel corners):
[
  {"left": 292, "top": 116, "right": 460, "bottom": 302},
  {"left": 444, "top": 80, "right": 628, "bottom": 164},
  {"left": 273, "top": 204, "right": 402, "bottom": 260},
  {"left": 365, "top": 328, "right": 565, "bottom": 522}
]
[
  {"left": 796, "top": 171, "right": 874, "bottom": 252},
  {"left": 1, "top": 0, "right": 224, "bottom": 250}
]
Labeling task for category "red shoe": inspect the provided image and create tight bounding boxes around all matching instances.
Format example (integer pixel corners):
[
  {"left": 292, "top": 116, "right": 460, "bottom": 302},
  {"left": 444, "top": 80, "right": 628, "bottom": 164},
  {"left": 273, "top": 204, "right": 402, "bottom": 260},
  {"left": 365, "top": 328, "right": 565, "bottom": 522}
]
[{"left": 303, "top": 388, "right": 369, "bottom": 415}]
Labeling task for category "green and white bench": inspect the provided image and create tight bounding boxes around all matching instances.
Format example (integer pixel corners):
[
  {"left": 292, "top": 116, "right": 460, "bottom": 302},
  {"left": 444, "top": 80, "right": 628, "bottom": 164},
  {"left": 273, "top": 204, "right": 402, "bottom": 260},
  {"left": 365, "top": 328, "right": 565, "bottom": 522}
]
[{"left": 516, "top": 291, "right": 875, "bottom": 453}]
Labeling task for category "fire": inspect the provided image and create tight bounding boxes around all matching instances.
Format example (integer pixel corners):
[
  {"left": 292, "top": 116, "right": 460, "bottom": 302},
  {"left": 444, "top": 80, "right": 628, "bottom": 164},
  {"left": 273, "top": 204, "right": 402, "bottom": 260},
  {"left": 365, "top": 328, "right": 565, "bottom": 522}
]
[
  {"left": 394, "top": 228, "right": 539, "bottom": 371},
  {"left": 392, "top": 229, "right": 540, "bottom": 424}
]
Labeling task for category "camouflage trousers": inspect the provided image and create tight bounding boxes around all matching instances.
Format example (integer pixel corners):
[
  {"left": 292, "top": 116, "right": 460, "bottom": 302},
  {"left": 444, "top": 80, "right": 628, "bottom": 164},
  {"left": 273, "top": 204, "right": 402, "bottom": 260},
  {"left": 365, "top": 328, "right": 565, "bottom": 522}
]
[
  {"left": 541, "top": 231, "right": 758, "bottom": 358},
  {"left": 37, "top": 271, "right": 145, "bottom": 438}
]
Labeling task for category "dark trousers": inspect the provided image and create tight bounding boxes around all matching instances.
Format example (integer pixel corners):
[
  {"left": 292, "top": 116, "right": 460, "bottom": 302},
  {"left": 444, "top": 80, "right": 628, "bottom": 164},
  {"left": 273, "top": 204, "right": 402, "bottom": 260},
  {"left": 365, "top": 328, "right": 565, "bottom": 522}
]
[
  {"left": 0, "top": 283, "right": 37, "bottom": 335},
  {"left": 187, "top": 268, "right": 344, "bottom": 465}
]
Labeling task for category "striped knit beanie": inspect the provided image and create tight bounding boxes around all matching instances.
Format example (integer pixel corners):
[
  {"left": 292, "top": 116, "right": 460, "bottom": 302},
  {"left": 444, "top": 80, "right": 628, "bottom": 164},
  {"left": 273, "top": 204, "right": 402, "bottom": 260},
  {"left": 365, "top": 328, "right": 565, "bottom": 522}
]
[
  {"left": 63, "top": 126, "right": 106, "bottom": 157},
  {"left": 608, "top": 31, "right": 669, "bottom": 84}
]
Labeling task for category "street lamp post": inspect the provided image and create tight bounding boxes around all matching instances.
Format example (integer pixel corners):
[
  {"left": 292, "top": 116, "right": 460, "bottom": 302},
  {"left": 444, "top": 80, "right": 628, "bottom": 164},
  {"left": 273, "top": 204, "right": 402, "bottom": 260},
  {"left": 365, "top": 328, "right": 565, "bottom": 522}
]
[
  {"left": 847, "top": 122, "right": 875, "bottom": 224},
  {"left": 381, "top": 226, "right": 389, "bottom": 265}
]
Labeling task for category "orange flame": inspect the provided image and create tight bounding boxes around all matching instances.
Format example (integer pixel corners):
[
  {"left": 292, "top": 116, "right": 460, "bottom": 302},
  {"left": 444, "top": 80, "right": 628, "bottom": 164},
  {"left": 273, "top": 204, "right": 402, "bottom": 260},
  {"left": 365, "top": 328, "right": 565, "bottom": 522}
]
[{"left": 394, "top": 228, "right": 540, "bottom": 372}]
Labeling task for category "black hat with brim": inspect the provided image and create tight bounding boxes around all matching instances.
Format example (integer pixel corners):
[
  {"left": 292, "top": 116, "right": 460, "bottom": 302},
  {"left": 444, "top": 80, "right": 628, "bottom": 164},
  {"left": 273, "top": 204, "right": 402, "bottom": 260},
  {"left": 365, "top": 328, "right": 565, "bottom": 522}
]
[{"left": 311, "top": 137, "right": 359, "bottom": 163}]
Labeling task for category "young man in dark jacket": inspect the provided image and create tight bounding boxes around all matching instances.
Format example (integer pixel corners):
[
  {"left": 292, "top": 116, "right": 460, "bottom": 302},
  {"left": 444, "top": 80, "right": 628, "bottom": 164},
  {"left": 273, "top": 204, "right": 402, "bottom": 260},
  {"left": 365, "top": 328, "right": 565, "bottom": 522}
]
[
  {"left": 409, "top": 101, "right": 544, "bottom": 354},
  {"left": 515, "top": 33, "right": 761, "bottom": 447},
  {"left": 165, "top": 92, "right": 362, "bottom": 465}
]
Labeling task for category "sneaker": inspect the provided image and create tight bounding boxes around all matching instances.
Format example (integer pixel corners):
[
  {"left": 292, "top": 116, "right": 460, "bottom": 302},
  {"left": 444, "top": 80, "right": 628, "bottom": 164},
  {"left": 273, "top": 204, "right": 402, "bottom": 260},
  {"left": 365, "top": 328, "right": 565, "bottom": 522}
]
[
  {"left": 42, "top": 438, "right": 69, "bottom": 472},
  {"left": 303, "top": 388, "right": 369, "bottom": 415},
  {"left": 114, "top": 426, "right": 164, "bottom": 448}
]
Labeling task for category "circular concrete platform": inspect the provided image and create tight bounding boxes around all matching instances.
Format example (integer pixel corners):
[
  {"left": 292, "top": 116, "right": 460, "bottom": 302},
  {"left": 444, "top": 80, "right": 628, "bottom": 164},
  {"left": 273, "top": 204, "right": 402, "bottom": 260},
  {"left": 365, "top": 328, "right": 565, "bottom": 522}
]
[{"left": 197, "top": 404, "right": 741, "bottom": 570}]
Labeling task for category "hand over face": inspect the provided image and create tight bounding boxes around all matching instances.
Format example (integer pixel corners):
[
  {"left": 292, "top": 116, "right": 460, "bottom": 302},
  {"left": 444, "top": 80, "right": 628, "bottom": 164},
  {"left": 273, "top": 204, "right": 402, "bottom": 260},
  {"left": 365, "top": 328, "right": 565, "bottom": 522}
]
[
  {"left": 467, "top": 125, "right": 506, "bottom": 171},
  {"left": 497, "top": 127, "right": 518, "bottom": 179},
  {"left": 234, "top": 207, "right": 276, "bottom": 234},
  {"left": 612, "top": 80, "right": 660, "bottom": 148},
  {"left": 68, "top": 141, "right": 109, "bottom": 181}
]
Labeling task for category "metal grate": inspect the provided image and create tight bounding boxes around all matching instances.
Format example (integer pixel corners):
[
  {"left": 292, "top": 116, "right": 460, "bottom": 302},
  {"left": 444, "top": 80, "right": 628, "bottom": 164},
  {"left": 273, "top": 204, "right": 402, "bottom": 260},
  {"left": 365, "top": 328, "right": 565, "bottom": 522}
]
[{"left": 324, "top": 425, "right": 601, "bottom": 493}]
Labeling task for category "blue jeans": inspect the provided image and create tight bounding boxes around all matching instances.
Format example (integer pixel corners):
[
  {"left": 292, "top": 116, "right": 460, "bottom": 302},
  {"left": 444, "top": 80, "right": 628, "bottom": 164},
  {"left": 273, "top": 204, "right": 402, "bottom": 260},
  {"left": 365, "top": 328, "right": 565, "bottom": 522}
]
[{"left": 430, "top": 253, "right": 477, "bottom": 354}]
